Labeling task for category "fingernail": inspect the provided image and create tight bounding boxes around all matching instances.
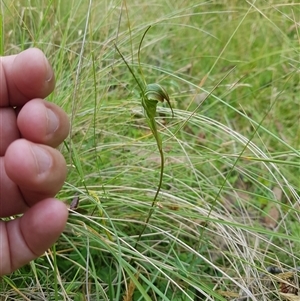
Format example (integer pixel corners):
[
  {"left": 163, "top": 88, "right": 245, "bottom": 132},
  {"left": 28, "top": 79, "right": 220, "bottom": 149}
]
[
  {"left": 46, "top": 108, "right": 59, "bottom": 134},
  {"left": 43, "top": 54, "right": 54, "bottom": 82},
  {"left": 31, "top": 145, "right": 52, "bottom": 175}
]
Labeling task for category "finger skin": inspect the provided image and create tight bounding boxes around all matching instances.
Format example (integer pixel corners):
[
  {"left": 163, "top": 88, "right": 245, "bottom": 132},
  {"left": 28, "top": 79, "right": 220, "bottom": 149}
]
[
  {"left": 0, "top": 198, "right": 68, "bottom": 275},
  {"left": 17, "top": 99, "right": 70, "bottom": 148},
  {"left": 0, "top": 108, "right": 19, "bottom": 155},
  {"left": 4, "top": 139, "right": 67, "bottom": 206},
  {"left": 0, "top": 48, "right": 55, "bottom": 107},
  {"left": 0, "top": 159, "right": 29, "bottom": 217}
]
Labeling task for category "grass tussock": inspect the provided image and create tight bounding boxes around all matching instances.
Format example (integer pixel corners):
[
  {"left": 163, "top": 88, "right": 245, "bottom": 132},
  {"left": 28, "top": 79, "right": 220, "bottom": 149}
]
[{"left": 1, "top": 0, "right": 299, "bottom": 300}]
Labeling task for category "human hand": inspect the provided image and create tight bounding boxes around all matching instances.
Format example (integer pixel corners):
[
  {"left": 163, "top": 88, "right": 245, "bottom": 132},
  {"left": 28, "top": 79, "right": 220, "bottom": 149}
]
[{"left": 0, "top": 48, "right": 70, "bottom": 275}]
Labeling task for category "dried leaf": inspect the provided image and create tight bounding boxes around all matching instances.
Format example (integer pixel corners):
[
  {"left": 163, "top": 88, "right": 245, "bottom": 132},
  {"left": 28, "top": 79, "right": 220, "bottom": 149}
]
[
  {"left": 262, "top": 205, "right": 280, "bottom": 229},
  {"left": 70, "top": 194, "right": 80, "bottom": 210},
  {"left": 273, "top": 186, "right": 282, "bottom": 201}
]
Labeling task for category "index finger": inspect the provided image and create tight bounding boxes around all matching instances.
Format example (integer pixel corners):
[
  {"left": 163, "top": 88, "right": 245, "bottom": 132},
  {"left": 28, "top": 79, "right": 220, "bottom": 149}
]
[{"left": 0, "top": 48, "right": 55, "bottom": 107}]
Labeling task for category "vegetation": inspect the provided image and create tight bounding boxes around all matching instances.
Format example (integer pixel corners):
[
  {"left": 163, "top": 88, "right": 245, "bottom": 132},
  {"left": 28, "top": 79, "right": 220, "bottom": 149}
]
[{"left": 1, "top": 0, "right": 299, "bottom": 300}]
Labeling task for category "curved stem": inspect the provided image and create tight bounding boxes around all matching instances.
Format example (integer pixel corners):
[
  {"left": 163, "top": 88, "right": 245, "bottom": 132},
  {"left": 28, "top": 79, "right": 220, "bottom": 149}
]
[
  {"left": 133, "top": 132, "right": 164, "bottom": 251},
  {"left": 138, "top": 25, "right": 151, "bottom": 86}
]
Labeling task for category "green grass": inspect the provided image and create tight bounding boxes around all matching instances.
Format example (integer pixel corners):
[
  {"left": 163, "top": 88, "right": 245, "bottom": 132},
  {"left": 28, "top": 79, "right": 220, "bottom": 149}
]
[{"left": 1, "top": 0, "right": 300, "bottom": 300}]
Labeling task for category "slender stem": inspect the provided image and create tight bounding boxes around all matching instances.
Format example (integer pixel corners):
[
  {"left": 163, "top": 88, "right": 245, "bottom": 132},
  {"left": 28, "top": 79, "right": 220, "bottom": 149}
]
[
  {"left": 114, "top": 43, "right": 144, "bottom": 93},
  {"left": 138, "top": 25, "right": 151, "bottom": 86},
  {"left": 133, "top": 129, "right": 164, "bottom": 250}
]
